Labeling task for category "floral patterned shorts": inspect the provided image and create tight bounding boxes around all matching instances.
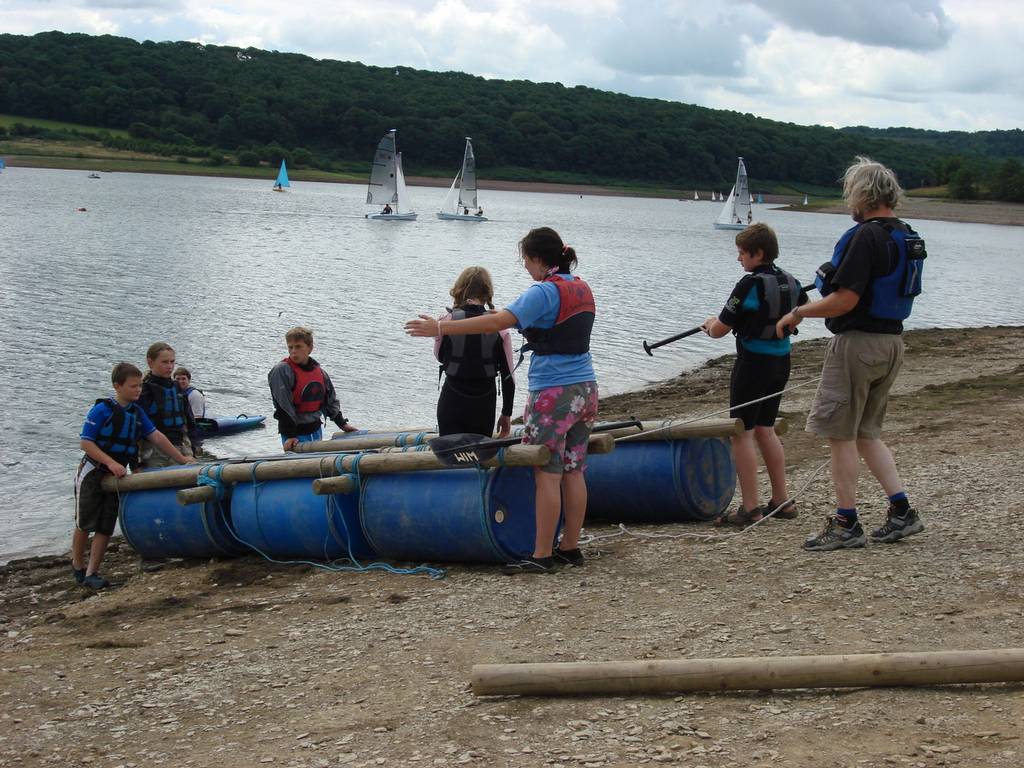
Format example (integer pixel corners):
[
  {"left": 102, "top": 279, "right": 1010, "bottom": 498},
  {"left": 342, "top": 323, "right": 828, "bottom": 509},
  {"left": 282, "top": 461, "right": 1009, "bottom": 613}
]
[{"left": 522, "top": 381, "right": 599, "bottom": 474}]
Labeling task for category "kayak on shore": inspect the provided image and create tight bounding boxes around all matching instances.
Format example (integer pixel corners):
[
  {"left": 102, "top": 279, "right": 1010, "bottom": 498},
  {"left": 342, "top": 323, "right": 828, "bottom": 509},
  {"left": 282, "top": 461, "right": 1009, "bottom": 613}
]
[{"left": 195, "top": 414, "right": 266, "bottom": 438}]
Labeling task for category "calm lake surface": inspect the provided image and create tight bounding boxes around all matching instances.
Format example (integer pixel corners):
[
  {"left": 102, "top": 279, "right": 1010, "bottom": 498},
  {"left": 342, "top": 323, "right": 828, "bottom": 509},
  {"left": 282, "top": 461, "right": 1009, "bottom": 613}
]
[{"left": 1, "top": 167, "right": 1022, "bottom": 563}]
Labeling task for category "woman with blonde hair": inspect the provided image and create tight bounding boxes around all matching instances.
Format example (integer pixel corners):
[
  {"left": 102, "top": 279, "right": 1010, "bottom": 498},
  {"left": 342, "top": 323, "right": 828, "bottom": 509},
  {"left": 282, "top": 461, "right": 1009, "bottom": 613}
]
[{"left": 434, "top": 266, "right": 516, "bottom": 438}]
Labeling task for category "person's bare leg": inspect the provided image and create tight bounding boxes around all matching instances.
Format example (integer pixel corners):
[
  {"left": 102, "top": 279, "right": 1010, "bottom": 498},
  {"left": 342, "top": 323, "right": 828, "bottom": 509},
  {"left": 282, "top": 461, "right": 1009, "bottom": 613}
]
[
  {"left": 829, "top": 438, "right": 860, "bottom": 509},
  {"left": 558, "top": 470, "right": 588, "bottom": 550},
  {"left": 754, "top": 425, "right": 788, "bottom": 504},
  {"left": 856, "top": 438, "right": 903, "bottom": 496},
  {"left": 71, "top": 529, "right": 89, "bottom": 571},
  {"left": 532, "top": 469, "right": 562, "bottom": 558},
  {"left": 86, "top": 533, "right": 111, "bottom": 576},
  {"left": 731, "top": 430, "right": 760, "bottom": 511}
]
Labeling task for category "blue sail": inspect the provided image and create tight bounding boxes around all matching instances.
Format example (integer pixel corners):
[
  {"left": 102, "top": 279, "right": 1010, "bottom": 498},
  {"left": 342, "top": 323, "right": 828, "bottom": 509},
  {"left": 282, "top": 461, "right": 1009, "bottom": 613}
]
[
  {"left": 273, "top": 159, "right": 290, "bottom": 189},
  {"left": 0, "top": 157, "right": 6, "bottom": 171}
]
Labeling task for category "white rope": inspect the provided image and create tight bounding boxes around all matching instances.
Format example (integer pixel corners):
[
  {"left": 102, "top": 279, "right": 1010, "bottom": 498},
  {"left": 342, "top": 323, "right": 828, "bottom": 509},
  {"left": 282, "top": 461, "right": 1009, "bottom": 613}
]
[
  {"left": 576, "top": 457, "right": 832, "bottom": 547},
  {"left": 614, "top": 375, "right": 822, "bottom": 443}
]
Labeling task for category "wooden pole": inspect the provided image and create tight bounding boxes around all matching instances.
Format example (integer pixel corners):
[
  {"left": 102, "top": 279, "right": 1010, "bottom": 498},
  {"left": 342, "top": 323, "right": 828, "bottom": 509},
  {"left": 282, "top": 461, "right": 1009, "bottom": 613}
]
[
  {"left": 104, "top": 444, "right": 549, "bottom": 495},
  {"left": 177, "top": 474, "right": 357, "bottom": 505},
  {"left": 471, "top": 648, "right": 1024, "bottom": 696},
  {"left": 311, "top": 444, "right": 553, "bottom": 495},
  {"left": 293, "top": 433, "right": 438, "bottom": 453}
]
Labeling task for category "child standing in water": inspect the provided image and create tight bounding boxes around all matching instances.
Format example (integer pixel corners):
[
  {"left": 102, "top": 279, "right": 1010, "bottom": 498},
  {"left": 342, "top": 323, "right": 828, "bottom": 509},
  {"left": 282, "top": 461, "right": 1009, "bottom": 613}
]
[
  {"left": 434, "top": 267, "right": 516, "bottom": 438},
  {"left": 407, "top": 227, "right": 598, "bottom": 574}
]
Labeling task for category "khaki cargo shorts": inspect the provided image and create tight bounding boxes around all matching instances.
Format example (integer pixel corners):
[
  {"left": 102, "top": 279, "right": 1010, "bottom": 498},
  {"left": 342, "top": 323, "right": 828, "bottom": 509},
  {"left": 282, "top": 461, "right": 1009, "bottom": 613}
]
[{"left": 805, "top": 331, "right": 904, "bottom": 441}]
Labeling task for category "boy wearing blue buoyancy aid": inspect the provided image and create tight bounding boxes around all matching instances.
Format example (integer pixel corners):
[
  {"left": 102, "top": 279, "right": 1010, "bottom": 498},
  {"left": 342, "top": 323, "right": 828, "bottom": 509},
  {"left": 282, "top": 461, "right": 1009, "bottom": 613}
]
[
  {"left": 703, "top": 223, "right": 804, "bottom": 526},
  {"left": 138, "top": 342, "right": 196, "bottom": 468},
  {"left": 73, "top": 362, "right": 190, "bottom": 590},
  {"left": 406, "top": 227, "right": 598, "bottom": 574},
  {"left": 776, "top": 157, "right": 926, "bottom": 552}
]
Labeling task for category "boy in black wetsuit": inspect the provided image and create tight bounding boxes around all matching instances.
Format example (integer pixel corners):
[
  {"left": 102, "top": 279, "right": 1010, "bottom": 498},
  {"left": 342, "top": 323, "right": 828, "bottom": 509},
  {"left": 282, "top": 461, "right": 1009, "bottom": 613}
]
[{"left": 703, "top": 223, "right": 805, "bottom": 525}]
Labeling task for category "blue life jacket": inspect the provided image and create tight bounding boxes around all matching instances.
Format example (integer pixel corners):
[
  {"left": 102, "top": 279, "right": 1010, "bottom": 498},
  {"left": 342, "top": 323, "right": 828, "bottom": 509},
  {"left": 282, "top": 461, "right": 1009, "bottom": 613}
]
[
  {"left": 142, "top": 375, "right": 187, "bottom": 437},
  {"left": 815, "top": 220, "right": 926, "bottom": 321},
  {"left": 93, "top": 398, "right": 144, "bottom": 468}
]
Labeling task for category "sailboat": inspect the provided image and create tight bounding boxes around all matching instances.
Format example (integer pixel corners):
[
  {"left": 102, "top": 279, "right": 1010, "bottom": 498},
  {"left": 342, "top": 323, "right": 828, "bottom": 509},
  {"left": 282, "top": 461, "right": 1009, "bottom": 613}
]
[
  {"left": 365, "top": 129, "right": 417, "bottom": 221},
  {"left": 803, "top": 194, "right": 809, "bottom": 206},
  {"left": 437, "top": 138, "right": 487, "bottom": 221},
  {"left": 0, "top": 157, "right": 5, "bottom": 173},
  {"left": 694, "top": 191, "right": 700, "bottom": 201},
  {"left": 713, "top": 157, "right": 753, "bottom": 230},
  {"left": 757, "top": 193, "right": 764, "bottom": 204},
  {"left": 272, "top": 159, "right": 290, "bottom": 192}
]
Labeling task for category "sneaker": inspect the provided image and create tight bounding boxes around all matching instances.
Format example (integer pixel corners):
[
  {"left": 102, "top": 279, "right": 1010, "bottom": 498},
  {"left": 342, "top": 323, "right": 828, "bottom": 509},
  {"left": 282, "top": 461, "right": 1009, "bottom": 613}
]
[
  {"left": 768, "top": 499, "right": 798, "bottom": 520},
  {"left": 802, "top": 517, "right": 866, "bottom": 551},
  {"left": 71, "top": 565, "right": 86, "bottom": 585},
  {"left": 502, "top": 556, "right": 555, "bottom": 575},
  {"left": 870, "top": 506, "right": 924, "bottom": 543},
  {"left": 552, "top": 547, "right": 584, "bottom": 567},
  {"left": 82, "top": 573, "right": 110, "bottom": 590}
]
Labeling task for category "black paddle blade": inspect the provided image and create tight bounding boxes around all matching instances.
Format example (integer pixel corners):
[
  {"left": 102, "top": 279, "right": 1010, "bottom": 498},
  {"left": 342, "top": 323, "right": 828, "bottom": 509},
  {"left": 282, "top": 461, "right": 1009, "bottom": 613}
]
[{"left": 428, "top": 433, "right": 522, "bottom": 467}]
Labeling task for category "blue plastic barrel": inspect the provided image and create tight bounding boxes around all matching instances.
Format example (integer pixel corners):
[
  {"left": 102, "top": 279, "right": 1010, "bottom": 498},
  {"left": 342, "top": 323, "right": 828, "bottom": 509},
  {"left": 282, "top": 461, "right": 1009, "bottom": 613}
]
[
  {"left": 229, "top": 477, "right": 375, "bottom": 561},
  {"left": 120, "top": 487, "right": 245, "bottom": 559},
  {"left": 585, "top": 438, "right": 735, "bottom": 522},
  {"left": 359, "top": 466, "right": 540, "bottom": 563}
]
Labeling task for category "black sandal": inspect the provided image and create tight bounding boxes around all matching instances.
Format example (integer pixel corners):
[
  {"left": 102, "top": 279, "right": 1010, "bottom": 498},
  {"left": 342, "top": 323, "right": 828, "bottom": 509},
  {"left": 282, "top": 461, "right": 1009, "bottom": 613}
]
[{"left": 713, "top": 505, "right": 764, "bottom": 527}]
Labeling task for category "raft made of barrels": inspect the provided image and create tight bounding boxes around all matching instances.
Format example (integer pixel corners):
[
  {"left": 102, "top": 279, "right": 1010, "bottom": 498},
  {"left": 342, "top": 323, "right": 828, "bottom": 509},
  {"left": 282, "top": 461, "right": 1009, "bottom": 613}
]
[{"left": 120, "top": 487, "right": 247, "bottom": 560}]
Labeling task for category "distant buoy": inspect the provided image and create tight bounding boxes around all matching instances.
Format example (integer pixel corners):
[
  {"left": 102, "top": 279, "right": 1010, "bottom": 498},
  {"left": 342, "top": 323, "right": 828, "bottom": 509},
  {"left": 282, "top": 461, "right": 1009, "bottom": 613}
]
[{"left": 75, "top": 207, "right": 87, "bottom": 212}]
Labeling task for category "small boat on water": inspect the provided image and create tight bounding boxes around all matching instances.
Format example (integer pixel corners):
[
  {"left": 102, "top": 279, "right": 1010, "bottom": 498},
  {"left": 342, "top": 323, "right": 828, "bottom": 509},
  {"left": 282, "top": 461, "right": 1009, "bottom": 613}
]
[
  {"left": 713, "top": 157, "right": 753, "bottom": 231},
  {"left": 0, "top": 158, "right": 6, "bottom": 173},
  {"left": 803, "top": 194, "right": 809, "bottom": 206},
  {"left": 272, "top": 159, "right": 289, "bottom": 192},
  {"left": 365, "top": 129, "right": 417, "bottom": 221},
  {"left": 88, "top": 173, "right": 101, "bottom": 179},
  {"left": 437, "top": 137, "right": 487, "bottom": 221},
  {"left": 196, "top": 414, "right": 266, "bottom": 438}
]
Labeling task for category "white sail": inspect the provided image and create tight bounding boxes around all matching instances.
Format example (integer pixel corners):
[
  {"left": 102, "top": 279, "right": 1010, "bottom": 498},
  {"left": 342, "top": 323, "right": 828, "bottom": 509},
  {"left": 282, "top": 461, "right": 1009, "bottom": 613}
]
[
  {"left": 713, "top": 158, "right": 752, "bottom": 230},
  {"left": 803, "top": 194, "right": 809, "bottom": 206},
  {"left": 366, "top": 129, "right": 398, "bottom": 206},
  {"left": 394, "top": 153, "right": 413, "bottom": 213},
  {"left": 694, "top": 191, "right": 699, "bottom": 201},
  {"left": 460, "top": 138, "right": 478, "bottom": 210}
]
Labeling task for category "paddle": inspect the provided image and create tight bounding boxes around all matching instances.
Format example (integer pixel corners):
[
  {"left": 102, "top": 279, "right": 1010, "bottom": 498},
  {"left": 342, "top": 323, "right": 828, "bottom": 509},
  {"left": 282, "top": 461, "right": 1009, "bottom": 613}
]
[
  {"left": 642, "top": 325, "right": 704, "bottom": 356},
  {"left": 429, "top": 418, "right": 643, "bottom": 467}
]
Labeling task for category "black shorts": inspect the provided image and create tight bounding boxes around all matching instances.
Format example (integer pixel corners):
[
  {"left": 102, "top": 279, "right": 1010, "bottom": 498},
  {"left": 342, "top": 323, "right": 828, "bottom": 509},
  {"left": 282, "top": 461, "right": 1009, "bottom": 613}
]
[
  {"left": 74, "top": 459, "right": 119, "bottom": 536},
  {"left": 730, "top": 345, "right": 792, "bottom": 430}
]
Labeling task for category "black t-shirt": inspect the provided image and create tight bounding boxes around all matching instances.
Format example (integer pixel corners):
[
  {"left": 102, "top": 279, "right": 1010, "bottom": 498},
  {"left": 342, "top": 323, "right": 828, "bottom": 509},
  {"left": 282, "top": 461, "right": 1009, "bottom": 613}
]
[{"left": 825, "top": 218, "right": 909, "bottom": 335}]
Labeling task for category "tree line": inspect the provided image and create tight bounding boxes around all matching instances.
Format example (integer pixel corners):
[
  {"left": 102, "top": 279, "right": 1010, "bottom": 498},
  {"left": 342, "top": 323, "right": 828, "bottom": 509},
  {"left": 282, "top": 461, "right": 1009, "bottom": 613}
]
[{"left": 1, "top": 31, "right": 1021, "bottom": 200}]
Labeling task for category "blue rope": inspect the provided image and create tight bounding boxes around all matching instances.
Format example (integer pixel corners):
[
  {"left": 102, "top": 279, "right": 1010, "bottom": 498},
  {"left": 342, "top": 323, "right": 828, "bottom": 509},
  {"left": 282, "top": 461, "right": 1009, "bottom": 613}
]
[{"left": 196, "top": 463, "right": 227, "bottom": 500}]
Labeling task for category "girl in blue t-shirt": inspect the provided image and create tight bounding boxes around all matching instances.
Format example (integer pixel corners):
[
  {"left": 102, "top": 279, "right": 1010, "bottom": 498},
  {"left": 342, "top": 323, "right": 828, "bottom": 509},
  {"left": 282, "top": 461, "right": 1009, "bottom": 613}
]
[{"left": 406, "top": 227, "right": 598, "bottom": 574}]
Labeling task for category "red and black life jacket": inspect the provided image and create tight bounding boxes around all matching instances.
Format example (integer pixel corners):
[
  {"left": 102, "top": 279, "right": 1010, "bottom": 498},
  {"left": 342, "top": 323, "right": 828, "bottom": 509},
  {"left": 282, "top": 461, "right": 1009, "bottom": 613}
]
[
  {"left": 521, "top": 274, "right": 596, "bottom": 356},
  {"left": 284, "top": 357, "right": 327, "bottom": 413}
]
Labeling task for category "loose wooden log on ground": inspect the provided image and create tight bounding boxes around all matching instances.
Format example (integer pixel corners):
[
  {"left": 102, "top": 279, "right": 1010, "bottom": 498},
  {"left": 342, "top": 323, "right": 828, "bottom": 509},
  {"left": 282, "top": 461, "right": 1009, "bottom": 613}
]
[
  {"left": 471, "top": 648, "right": 1024, "bottom": 696},
  {"left": 311, "top": 444, "right": 553, "bottom": 495}
]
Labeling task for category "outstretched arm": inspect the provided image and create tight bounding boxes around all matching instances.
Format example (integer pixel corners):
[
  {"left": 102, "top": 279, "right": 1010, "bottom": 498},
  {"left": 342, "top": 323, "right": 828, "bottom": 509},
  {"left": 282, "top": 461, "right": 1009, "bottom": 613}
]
[
  {"left": 775, "top": 288, "right": 859, "bottom": 338},
  {"left": 406, "top": 309, "right": 518, "bottom": 338}
]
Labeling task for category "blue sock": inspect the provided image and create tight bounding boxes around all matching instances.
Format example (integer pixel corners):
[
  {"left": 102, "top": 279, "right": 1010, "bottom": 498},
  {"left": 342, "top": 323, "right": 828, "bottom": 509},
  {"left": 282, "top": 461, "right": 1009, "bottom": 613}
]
[
  {"left": 888, "top": 492, "right": 910, "bottom": 513},
  {"left": 836, "top": 507, "right": 857, "bottom": 525}
]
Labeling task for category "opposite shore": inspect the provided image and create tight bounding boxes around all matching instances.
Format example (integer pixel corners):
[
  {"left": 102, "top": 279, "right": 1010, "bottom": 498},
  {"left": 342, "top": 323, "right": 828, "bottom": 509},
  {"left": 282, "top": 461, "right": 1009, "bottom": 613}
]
[{"left": 5, "top": 154, "right": 1023, "bottom": 226}]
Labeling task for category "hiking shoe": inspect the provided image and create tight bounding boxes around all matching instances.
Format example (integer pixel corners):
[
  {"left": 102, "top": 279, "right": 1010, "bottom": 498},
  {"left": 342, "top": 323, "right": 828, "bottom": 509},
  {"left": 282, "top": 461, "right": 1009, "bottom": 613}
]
[
  {"left": 71, "top": 565, "right": 86, "bottom": 585},
  {"left": 803, "top": 517, "right": 866, "bottom": 551},
  {"left": 82, "top": 573, "right": 110, "bottom": 590},
  {"left": 553, "top": 547, "right": 584, "bottom": 567},
  {"left": 870, "top": 506, "right": 924, "bottom": 543},
  {"left": 768, "top": 499, "right": 798, "bottom": 520},
  {"left": 502, "top": 556, "right": 555, "bottom": 575}
]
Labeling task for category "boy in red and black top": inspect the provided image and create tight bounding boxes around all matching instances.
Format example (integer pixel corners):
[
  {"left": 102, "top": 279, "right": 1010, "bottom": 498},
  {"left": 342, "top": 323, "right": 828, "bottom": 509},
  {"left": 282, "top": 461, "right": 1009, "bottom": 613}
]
[{"left": 267, "top": 326, "right": 359, "bottom": 451}]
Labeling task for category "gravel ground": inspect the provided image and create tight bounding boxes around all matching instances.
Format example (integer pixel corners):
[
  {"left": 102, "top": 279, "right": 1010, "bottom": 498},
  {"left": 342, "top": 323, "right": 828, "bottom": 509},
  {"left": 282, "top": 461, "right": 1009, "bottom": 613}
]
[{"left": 2, "top": 326, "right": 1022, "bottom": 768}]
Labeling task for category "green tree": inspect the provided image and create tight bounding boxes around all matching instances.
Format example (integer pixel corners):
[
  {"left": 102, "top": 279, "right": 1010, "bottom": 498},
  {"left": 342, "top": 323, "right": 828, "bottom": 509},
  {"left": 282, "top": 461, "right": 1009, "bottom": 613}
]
[{"left": 949, "top": 168, "right": 976, "bottom": 199}]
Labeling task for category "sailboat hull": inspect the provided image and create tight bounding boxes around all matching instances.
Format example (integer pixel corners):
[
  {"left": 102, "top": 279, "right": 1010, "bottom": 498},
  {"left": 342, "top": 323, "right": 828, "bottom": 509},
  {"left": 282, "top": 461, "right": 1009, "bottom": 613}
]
[
  {"left": 366, "top": 213, "right": 418, "bottom": 221},
  {"left": 712, "top": 222, "right": 747, "bottom": 231},
  {"left": 436, "top": 212, "right": 488, "bottom": 222}
]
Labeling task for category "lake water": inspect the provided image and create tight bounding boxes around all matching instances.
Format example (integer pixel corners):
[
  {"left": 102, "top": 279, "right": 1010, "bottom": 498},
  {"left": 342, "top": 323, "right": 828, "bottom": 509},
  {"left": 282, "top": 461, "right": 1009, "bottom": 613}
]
[{"left": 1, "top": 167, "right": 1022, "bottom": 563}]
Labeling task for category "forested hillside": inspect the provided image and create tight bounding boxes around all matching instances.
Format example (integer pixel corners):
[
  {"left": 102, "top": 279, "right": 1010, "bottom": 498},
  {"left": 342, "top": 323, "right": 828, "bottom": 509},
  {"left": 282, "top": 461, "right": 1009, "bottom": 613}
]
[{"left": 1, "top": 31, "right": 1021, "bottom": 196}]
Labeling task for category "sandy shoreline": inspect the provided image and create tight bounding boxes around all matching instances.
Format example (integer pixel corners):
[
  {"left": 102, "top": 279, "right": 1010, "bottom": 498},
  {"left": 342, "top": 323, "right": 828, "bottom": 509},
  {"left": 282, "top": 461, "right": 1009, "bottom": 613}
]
[{"left": 2, "top": 325, "right": 1023, "bottom": 767}]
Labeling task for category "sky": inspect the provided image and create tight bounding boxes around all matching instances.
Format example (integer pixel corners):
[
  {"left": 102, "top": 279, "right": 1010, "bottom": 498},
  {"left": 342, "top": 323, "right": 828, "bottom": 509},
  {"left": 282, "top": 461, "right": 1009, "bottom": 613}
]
[{"left": 4, "top": 0, "right": 1022, "bottom": 133}]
